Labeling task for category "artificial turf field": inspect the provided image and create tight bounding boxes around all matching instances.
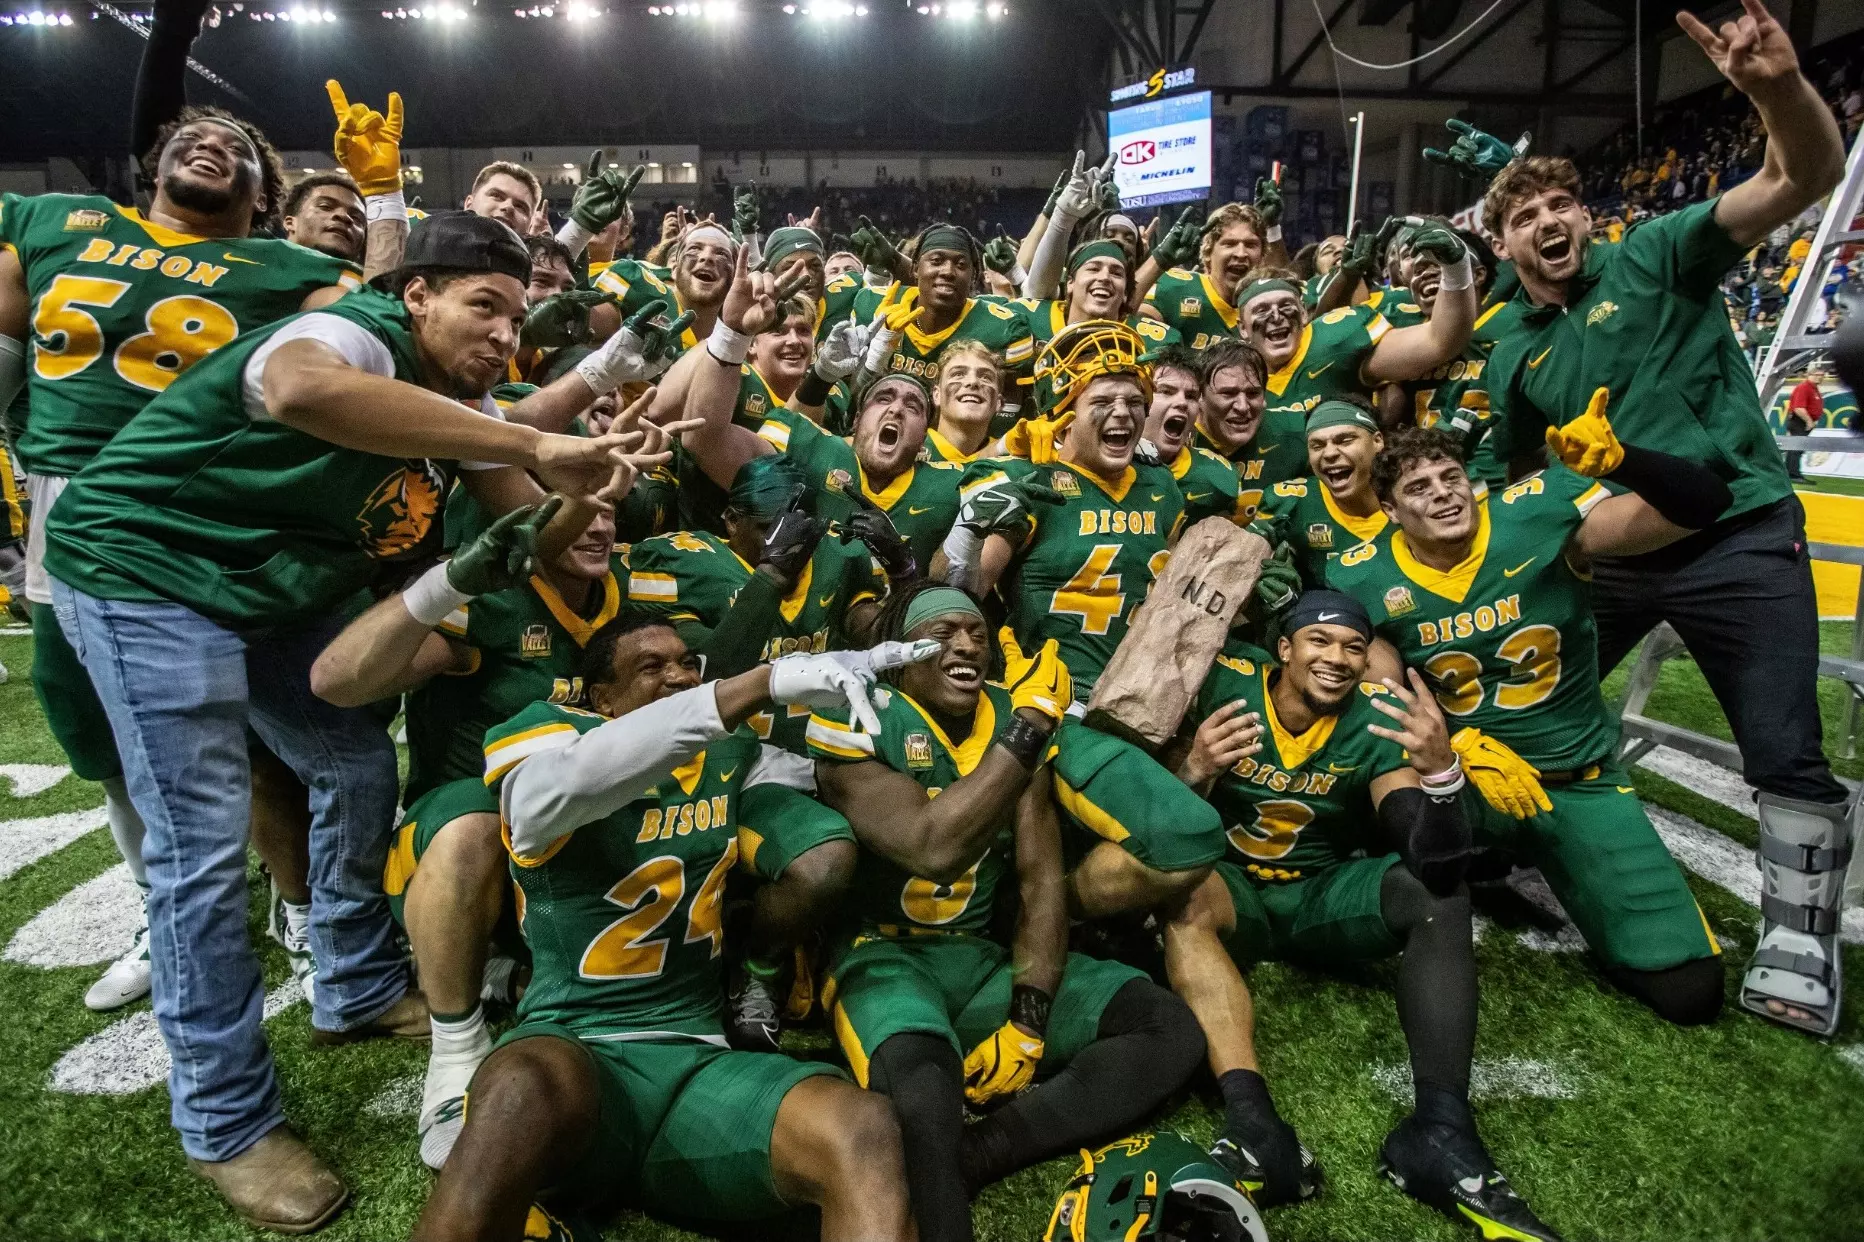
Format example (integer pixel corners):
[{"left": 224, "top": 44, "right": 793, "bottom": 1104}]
[{"left": 1, "top": 621, "right": 1862, "bottom": 1242}]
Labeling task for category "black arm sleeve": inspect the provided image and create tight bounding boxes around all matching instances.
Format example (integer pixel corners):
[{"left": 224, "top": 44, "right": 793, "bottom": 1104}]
[
  {"left": 1378, "top": 785, "right": 1471, "bottom": 898},
  {"left": 1604, "top": 441, "right": 1735, "bottom": 531},
  {"left": 696, "top": 567, "right": 784, "bottom": 680},
  {"left": 131, "top": 0, "right": 211, "bottom": 170}
]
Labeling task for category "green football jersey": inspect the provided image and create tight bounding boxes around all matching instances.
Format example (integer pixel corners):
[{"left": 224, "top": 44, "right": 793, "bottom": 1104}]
[
  {"left": 1328, "top": 469, "right": 1617, "bottom": 770},
  {"left": 0, "top": 193, "right": 361, "bottom": 477},
  {"left": 1192, "top": 643, "right": 1409, "bottom": 878},
  {"left": 625, "top": 528, "right": 884, "bottom": 751},
  {"left": 590, "top": 259, "right": 701, "bottom": 355},
  {"left": 43, "top": 288, "right": 468, "bottom": 626},
  {"left": 817, "top": 272, "right": 866, "bottom": 341},
  {"left": 756, "top": 413, "right": 963, "bottom": 572},
  {"left": 1011, "top": 299, "right": 1179, "bottom": 412},
  {"left": 806, "top": 682, "right": 1017, "bottom": 936},
  {"left": 965, "top": 455, "right": 1184, "bottom": 692},
  {"left": 1403, "top": 298, "right": 1528, "bottom": 485},
  {"left": 484, "top": 699, "right": 760, "bottom": 1038},
  {"left": 922, "top": 426, "right": 995, "bottom": 467},
  {"left": 1262, "top": 303, "right": 1391, "bottom": 420},
  {"left": 1142, "top": 268, "right": 1240, "bottom": 349},
  {"left": 1362, "top": 286, "right": 1425, "bottom": 329},
  {"left": 1165, "top": 442, "right": 1252, "bottom": 528},
  {"left": 404, "top": 565, "right": 624, "bottom": 801},
  {"left": 847, "top": 284, "right": 1037, "bottom": 387},
  {"left": 1252, "top": 475, "right": 1390, "bottom": 587},
  {"left": 1191, "top": 406, "right": 1309, "bottom": 520}
]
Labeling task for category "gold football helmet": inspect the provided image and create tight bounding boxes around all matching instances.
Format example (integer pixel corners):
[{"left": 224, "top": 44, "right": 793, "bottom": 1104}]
[{"left": 1033, "top": 318, "right": 1154, "bottom": 415}]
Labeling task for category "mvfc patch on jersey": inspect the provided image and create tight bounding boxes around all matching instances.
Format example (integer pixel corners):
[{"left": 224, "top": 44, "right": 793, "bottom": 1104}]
[
  {"left": 63, "top": 208, "right": 110, "bottom": 232},
  {"left": 904, "top": 733, "right": 934, "bottom": 769},
  {"left": 520, "top": 624, "right": 552, "bottom": 658},
  {"left": 1050, "top": 470, "right": 1081, "bottom": 498},
  {"left": 1383, "top": 584, "right": 1416, "bottom": 617},
  {"left": 1306, "top": 522, "right": 1334, "bottom": 549},
  {"left": 1179, "top": 298, "right": 1202, "bottom": 317}
]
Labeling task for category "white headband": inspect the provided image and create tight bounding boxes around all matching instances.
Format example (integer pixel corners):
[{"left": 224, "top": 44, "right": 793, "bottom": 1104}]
[{"left": 683, "top": 224, "right": 736, "bottom": 252}]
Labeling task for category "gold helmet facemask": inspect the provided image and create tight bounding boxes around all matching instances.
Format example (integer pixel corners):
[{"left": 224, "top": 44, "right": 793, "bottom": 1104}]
[{"left": 1033, "top": 318, "right": 1154, "bottom": 416}]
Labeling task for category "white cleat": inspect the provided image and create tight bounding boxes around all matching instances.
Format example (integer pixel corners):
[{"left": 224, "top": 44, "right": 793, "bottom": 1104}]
[
  {"left": 418, "top": 1043, "right": 488, "bottom": 1171},
  {"left": 267, "top": 883, "right": 318, "bottom": 1007},
  {"left": 84, "top": 923, "right": 151, "bottom": 1011}
]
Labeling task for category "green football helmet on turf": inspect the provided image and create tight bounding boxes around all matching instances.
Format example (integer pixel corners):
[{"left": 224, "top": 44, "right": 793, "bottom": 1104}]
[{"left": 1044, "top": 1132, "right": 1270, "bottom": 1242}]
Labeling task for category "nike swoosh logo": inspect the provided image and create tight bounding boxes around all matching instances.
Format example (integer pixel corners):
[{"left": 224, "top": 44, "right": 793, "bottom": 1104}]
[
  {"left": 1305, "top": 362, "right": 1333, "bottom": 380},
  {"left": 1255, "top": 444, "right": 1279, "bottom": 454},
  {"left": 1502, "top": 558, "right": 1536, "bottom": 577},
  {"left": 719, "top": 768, "right": 738, "bottom": 782},
  {"left": 1328, "top": 762, "right": 1357, "bottom": 773},
  {"left": 1318, "top": 612, "right": 1341, "bottom": 621},
  {"left": 1150, "top": 493, "right": 1165, "bottom": 502},
  {"left": 1527, "top": 346, "right": 1553, "bottom": 369},
  {"left": 1616, "top": 786, "right": 1636, "bottom": 794},
  {"left": 221, "top": 252, "right": 262, "bottom": 265},
  {"left": 818, "top": 594, "right": 836, "bottom": 607},
  {"left": 908, "top": 506, "right": 932, "bottom": 515}
]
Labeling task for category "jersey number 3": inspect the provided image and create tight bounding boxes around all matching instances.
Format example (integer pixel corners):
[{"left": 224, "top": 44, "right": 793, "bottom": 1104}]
[{"left": 32, "top": 274, "right": 239, "bottom": 392}]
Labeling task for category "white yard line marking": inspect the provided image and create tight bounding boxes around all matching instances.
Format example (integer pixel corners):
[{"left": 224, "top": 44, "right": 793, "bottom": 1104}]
[
  {"left": 1633, "top": 747, "right": 1759, "bottom": 821},
  {"left": 4, "top": 862, "right": 140, "bottom": 967},
  {"left": 1372, "top": 1057, "right": 1581, "bottom": 1102},
  {"left": 365, "top": 1072, "right": 422, "bottom": 1118},
  {"left": 1836, "top": 1045, "right": 1864, "bottom": 1080},
  {"left": 49, "top": 981, "right": 304, "bottom": 1096},
  {"left": 1645, "top": 806, "right": 1864, "bottom": 945},
  {"left": 0, "top": 805, "right": 106, "bottom": 882},
  {"left": 0, "top": 763, "right": 73, "bottom": 799}
]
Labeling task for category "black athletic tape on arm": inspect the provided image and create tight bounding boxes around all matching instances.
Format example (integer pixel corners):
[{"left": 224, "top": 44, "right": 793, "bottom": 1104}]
[
  {"left": 1010, "top": 983, "right": 1053, "bottom": 1036},
  {"left": 796, "top": 369, "right": 835, "bottom": 408},
  {"left": 1605, "top": 442, "right": 1734, "bottom": 530},
  {"left": 1378, "top": 785, "right": 1471, "bottom": 897},
  {"left": 996, "top": 714, "right": 1052, "bottom": 770}
]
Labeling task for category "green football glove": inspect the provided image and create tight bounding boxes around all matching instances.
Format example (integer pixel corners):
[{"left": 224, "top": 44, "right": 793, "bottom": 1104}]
[
  {"left": 732, "top": 182, "right": 760, "bottom": 240},
  {"left": 446, "top": 496, "right": 563, "bottom": 597},
  {"left": 957, "top": 476, "right": 1065, "bottom": 540},
  {"left": 617, "top": 298, "right": 697, "bottom": 377},
  {"left": 981, "top": 230, "right": 1019, "bottom": 275},
  {"left": 1043, "top": 167, "right": 1070, "bottom": 216},
  {"left": 1406, "top": 221, "right": 1467, "bottom": 267},
  {"left": 1149, "top": 203, "right": 1204, "bottom": 268},
  {"left": 1422, "top": 119, "right": 1529, "bottom": 179},
  {"left": 521, "top": 289, "right": 617, "bottom": 350},
  {"left": 1337, "top": 222, "right": 1380, "bottom": 284},
  {"left": 1253, "top": 176, "right": 1283, "bottom": 228},
  {"left": 850, "top": 215, "right": 904, "bottom": 275},
  {"left": 569, "top": 153, "right": 645, "bottom": 235},
  {"left": 1254, "top": 543, "right": 1300, "bottom": 616}
]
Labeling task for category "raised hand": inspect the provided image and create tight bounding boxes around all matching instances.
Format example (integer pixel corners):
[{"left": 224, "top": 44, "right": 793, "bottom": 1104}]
[
  {"left": 721, "top": 245, "right": 784, "bottom": 336},
  {"left": 1252, "top": 542, "right": 1300, "bottom": 616},
  {"left": 840, "top": 490, "right": 916, "bottom": 583},
  {"left": 1544, "top": 386, "right": 1625, "bottom": 477},
  {"left": 521, "top": 289, "right": 617, "bottom": 350},
  {"left": 957, "top": 475, "right": 1064, "bottom": 541},
  {"left": 616, "top": 298, "right": 696, "bottom": 379},
  {"left": 813, "top": 319, "right": 867, "bottom": 383},
  {"left": 850, "top": 215, "right": 905, "bottom": 275},
  {"left": 757, "top": 508, "right": 824, "bottom": 587},
  {"left": 325, "top": 79, "right": 404, "bottom": 197},
  {"left": 1405, "top": 221, "right": 1467, "bottom": 266},
  {"left": 981, "top": 230, "right": 1020, "bottom": 275},
  {"left": 1253, "top": 175, "right": 1283, "bottom": 227},
  {"left": 1052, "top": 151, "right": 1096, "bottom": 220},
  {"left": 446, "top": 496, "right": 563, "bottom": 596},
  {"left": 732, "top": 181, "right": 761, "bottom": 239},
  {"left": 1179, "top": 699, "right": 1263, "bottom": 789},
  {"left": 1677, "top": 0, "right": 1802, "bottom": 99},
  {"left": 998, "top": 628, "right": 1072, "bottom": 724},
  {"left": 1421, "top": 119, "right": 1526, "bottom": 178},
  {"left": 1365, "top": 669, "right": 1456, "bottom": 776},
  {"left": 1149, "top": 203, "right": 1204, "bottom": 267},
  {"left": 863, "top": 302, "right": 923, "bottom": 376},
  {"left": 570, "top": 155, "right": 645, "bottom": 235}
]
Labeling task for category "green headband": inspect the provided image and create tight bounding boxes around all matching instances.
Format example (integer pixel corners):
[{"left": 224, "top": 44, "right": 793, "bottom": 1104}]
[
  {"left": 763, "top": 226, "right": 824, "bottom": 271},
  {"left": 918, "top": 223, "right": 974, "bottom": 259},
  {"left": 900, "top": 587, "right": 984, "bottom": 636},
  {"left": 728, "top": 453, "right": 809, "bottom": 518},
  {"left": 1305, "top": 399, "right": 1380, "bottom": 435},
  {"left": 1239, "top": 277, "right": 1303, "bottom": 307},
  {"left": 1067, "top": 239, "right": 1128, "bottom": 277}
]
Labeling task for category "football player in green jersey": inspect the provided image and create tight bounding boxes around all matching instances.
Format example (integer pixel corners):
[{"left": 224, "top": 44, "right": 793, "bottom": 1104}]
[
  {"left": 1251, "top": 398, "right": 1390, "bottom": 587},
  {"left": 460, "top": 160, "right": 541, "bottom": 235},
  {"left": 1333, "top": 420, "right": 1737, "bottom": 1026},
  {"left": 1191, "top": 338, "right": 1306, "bottom": 521},
  {"left": 925, "top": 339, "right": 1006, "bottom": 464},
  {"left": 588, "top": 220, "right": 734, "bottom": 355},
  {"left": 1400, "top": 229, "right": 1519, "bottom": 484},
  {"left": 0, "top": 105, "right": 366, "bottom": 1018},
  {"left": 810, "top": 583, "right": 1205, "bottom": 1242},
  {"left": 414, "top": 620, "right": 917, "bottom": 1242},
  {"left": 1165, "top": 593, "right": 1563, "bottom": 1241},
  {"left": 1018, "top": 240, "right": 1179, "bottom": 411},
  {"left": 936, "top": 321, "right": 1226, "bottom": 919},
  {"left": 311, "top": 496, "right": 619, "bottom": 1169},
  {"left": 1141, "top": 342, "right": 1254, "bottom": 528},
  {"left": 1237, "top": 223, "right": 1476, "bottom": 424},
  {"left": 1139, "top": 202, "right": 1281, "bottom": 349}
]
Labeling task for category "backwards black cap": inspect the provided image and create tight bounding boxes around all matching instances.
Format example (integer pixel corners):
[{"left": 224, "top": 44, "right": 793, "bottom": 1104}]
[
  {"left": 1284, "top": 589, "right": 1374, "bottom": 642},
  {"left": 371, "top": 210, "right": 532, "bottom": 289}
]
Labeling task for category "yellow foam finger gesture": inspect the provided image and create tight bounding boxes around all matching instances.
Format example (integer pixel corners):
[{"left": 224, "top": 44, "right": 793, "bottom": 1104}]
[
  {"left": 325, "top": 79, "right": 404, "bottom": 197},
  {"left": 1543, "top": 385, "right": 1623, "bottom": 478},
  {"left": 962, "top": 1021, "right": 1044, "bottom": 1104}
]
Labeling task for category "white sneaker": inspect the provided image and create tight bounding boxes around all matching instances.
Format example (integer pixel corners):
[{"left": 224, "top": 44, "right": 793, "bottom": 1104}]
[
  {"left": 267, "top": 882, "right": 318, "bottom": 1007},
  {"left": 84, "top": 923, "right": 151, "bottom": 1011},
  {"left": 418, "top": 1044, "right": 487, "bottom": 1171}
]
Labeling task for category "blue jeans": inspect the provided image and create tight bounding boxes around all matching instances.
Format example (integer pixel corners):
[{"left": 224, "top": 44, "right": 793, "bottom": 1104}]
[{"left": 52, "top": 580, "right": 407, "bottom": 1161}]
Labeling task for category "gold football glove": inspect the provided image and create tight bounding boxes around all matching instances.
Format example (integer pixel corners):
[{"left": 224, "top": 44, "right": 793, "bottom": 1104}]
[
  {"left": 1544, "top": 386, "right": 1624, "bottom": 478},
  {"left": 962, "top": 1020, "right": 1045, "bottom": 1105},
  {"left": 325, "top": 79, "right": 405, "bottom": 198},
  {"left": 1450, "top": 726, "right": 1552, "bottom": 819},
  {"left": 996, "top": 412, "right": 1075, "bottom": 465},
  {"left": 999, "top": 628, "right": 1073, "bottom": 725}
]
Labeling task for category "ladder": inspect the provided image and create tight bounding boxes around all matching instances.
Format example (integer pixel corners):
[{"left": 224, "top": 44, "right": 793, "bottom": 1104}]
[{"left": 1754, "top": 133, "right": 1864, "bottom": 410}]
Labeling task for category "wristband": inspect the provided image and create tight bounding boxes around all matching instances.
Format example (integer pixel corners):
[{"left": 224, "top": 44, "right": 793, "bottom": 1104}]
[
  {"left": 1009, "top": 983, "right": 1053, "bottom": 1037},
  {"left": 1264, "top": 225, "right": 1283, "bottom": 244},
  {"left": 364, "top": 190, "right": 407, "bottom": 224},
  {"left": 555, "top": 218, "right": 595, "bottom": 259},
  {"left": 1421, "top": 770, "right": 1467, "bottom": 797},
  {"left": 1005, "top": 263, "right": 1028, "bottom": 288},
  {"left": 1437, "top": 253, "right": 1474, "bottom": 292},
  {"left": 995, "top": 712, "right": 1052, "bottom": 770},
  {"left": 402, "top": 560, "right": 475, "bottom": 627},
  {"left": 796, "top": 369, "right": 835, "bottom": 407},
  {"left": 939, "top": 522, "right": 983, "bottom": 590},
  {"left": 706, "top": 318, "right": 751, "bottom": 366}
]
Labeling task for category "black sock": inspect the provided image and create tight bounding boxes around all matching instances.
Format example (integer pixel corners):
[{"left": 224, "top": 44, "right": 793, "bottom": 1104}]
[
  {"left": 1382, "top": 864, "right": 1477, "bottom": 1099},
  {"left": 1412, "top": 1080, "right": 1475, "bottom": 1133},
  {"left": 1218, "top": 1067, "right": 1284, "bottom": 1140},
  {"left": 867, "top": 1032, "right": 973, "bottom": 1242},
  {"left": 961, "top": 981, "right": 1204, "bottom": 1193}
]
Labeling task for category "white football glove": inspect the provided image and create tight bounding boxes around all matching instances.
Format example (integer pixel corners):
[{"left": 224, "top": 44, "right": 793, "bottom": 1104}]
[
  {"left": 827, "top": 639, "right": 942, "bottom": 683},
  {"left": 813, "top": 319, "right": 866, "bottom": 383},
  {"left": 769, "top": 650, "right": 886, "bottom": 734},
  {"left": 1052, "top": 150, "right": 1096, "bottom": 222},
  {"left": 574, "top": 321, "right": 652, "bottom": 393}
]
